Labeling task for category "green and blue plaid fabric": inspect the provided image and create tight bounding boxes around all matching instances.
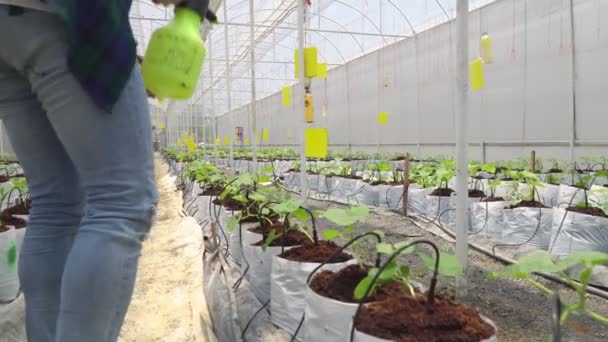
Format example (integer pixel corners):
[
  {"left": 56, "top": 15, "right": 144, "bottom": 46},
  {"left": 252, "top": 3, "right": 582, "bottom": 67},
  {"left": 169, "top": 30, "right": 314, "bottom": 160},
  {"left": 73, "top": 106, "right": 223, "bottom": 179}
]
[{"left": 47, "top": 0, "right": 136, "bottom": 112}]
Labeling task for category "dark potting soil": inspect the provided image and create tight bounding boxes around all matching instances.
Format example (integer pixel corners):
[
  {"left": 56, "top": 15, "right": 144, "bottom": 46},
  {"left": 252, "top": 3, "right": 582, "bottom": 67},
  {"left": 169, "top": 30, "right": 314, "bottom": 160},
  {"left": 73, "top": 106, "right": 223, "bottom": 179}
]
[
  {"left": 340, "top": 174, "right": 363, "bottom": 180},
  {"left": 212, "top": 197, "right": 245, "bottom": 211},
  {"left": 430, "top": 188, "right": 455, "bottom": 197},
  {"left": 252, "top": 228, "right": 311, "bottom": 247},
  {"left": 501, "top": 177, "right": 514, "bottom": 181},
  {"left": 0, "top": 214, "right": 26, "bottom": 229},
  {"left": 508, "top": 200, "right": 548, "bottom": 209},
  {"left": 4, "top": 199, "right": 31, "bottom": 216},
  {"left": 239, "top": 206, "right": 279, "bottom": 224},
  {"left": 548, "top": 168, "right": 563, "bottom": 173},
  {"left": 354, "top": 294, "right": 495, "bottom": 342},
  {"left": 250, "top": 221, "right": 312, "bottom": 247},
  {"left": 481, "top": 197, "right": 505, "bottom": 202},
  {"left": 369, "top": 181, "right": 402, "bottom": 186},
  {"left": 309, "top": 264, "right": 407, "bottom": 303},
  {"left": 468, "top": 189, "right": 486, "bottom": 198},
  {"left": 0, "top": 175, "right": 9, "bottom": 183},
  {"left": 0, "top": 224, "right": 10, "bottom": 233},
  {"left": 201, "top": 187, "right": 223, "bottom": 196},
  {"left": 566, "top": 206, "right": 608, "bottom": 219},
  {"left": 279, "top": 240, "right": 353, "bottom": 263}
]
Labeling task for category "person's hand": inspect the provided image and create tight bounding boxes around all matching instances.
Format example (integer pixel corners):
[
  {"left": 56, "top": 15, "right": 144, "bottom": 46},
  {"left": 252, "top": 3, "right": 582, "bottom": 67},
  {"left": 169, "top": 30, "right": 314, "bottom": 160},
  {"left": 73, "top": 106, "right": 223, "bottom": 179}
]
[{"left": 153, "top": 0, "right": 184, "bottom": 6}]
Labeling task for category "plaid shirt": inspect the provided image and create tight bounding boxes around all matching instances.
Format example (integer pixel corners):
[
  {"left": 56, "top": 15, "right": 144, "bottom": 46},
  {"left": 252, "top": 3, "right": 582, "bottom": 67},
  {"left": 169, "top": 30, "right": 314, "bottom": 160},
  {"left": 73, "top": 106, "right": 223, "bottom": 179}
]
[{"left": 48, "top": 0, "right": 136, "bottom": 112}]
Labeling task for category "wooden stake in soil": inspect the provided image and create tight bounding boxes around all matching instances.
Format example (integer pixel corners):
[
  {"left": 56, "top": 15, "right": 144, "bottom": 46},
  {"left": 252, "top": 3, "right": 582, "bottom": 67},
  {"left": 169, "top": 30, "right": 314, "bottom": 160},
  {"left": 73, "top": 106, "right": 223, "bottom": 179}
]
[
  {"left": 403, "top": 153, "right": 410, "bottom": 216},
  {"left": 530, "top": 150, "right": 536, "bottom": 173}
]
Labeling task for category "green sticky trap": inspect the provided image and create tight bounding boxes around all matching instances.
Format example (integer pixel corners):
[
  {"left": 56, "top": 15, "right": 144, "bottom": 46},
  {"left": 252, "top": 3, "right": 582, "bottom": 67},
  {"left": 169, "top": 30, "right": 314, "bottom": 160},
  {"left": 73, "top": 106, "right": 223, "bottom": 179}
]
[
  {"left": 470, "top": 58, "right": 485, "bottom": 91},
  {"left": 377, "top": 112, "right": 389, "bottom": 125},
  {"left": 305, "top": 128, "right": 328, "bottom": 159},
  {"left": 6, "top": 241, "right": 16, "bottom": 269}
]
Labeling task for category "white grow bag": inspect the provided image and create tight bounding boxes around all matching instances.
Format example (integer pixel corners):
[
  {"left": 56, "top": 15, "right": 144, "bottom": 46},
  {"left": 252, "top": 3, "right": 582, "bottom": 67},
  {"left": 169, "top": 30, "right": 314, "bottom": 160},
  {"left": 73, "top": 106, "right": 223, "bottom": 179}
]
[
  {"left": 408, "top": 186, "right": 433, "bottom": 215},
  {"left": 333, "top": 178, "right": 360, "bottom": 204},
  {"left": 470, "top": 201, "right": 510, "bottom": 240},
  {"left": 229, "top": 221, "right": 259, "bottom": 265},
  {"left": 318, "top": 176, "right": 341, "bottom": 197},
  {"left": 352, "top": 315, "right": 498, "bottom": 342},
  {"left": 270, "top": 256, "right": 357, "bottom": 339},
  {"left": 0, "top": 227, "right": 19, "bottom": 302},
  {"left": 353, "top": 183, "right": 380, "bottom": 207},
  {"left": 537, "top": 183, "right": 560, "bottom": 207},
  {"left": 502, "top": 207, "right": 554, "bottom": 250},
  {"left": 242, "top": 244, "right": 290, "bottom": 304},
  {"left": 426, "top": 195, "right": 452, "bottom": 225},
  {"left": 447, "top": 193, "right": 483, "bottom": 228},
  {"left": 557, "top": 185, "right": 585, "bottom": 208},
  {"left": 549, "top": 208, "right": 608, "bottom": 258},
  {"left": 303, "top": 284, "right": 360, "bottom": 342}
]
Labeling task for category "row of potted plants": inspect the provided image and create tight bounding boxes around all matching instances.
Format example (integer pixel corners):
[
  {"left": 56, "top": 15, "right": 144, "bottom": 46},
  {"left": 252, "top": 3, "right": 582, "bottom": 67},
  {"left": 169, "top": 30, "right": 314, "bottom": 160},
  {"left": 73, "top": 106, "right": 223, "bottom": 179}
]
[
  {"left": 164, "top": 147, "right": 608, "bottom": 341},
  {"left": 163, "top": 149, "right": 501, "bottom": 341}
]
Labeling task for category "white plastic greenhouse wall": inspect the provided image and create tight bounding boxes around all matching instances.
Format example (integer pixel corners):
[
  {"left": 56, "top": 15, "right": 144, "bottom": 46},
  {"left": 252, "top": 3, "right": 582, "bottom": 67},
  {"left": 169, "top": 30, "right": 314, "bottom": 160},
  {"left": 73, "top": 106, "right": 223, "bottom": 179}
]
[{"left": 203, "top": 0, "right": 606, "bottom": 161}]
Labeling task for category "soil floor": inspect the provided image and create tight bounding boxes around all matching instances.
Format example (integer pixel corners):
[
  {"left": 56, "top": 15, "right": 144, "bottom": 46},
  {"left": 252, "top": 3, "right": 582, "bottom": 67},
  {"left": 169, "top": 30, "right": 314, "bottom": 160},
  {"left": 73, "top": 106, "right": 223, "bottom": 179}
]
[
  {"left": 304, "top": 199, "right": 608, "bottom": 342},
  {"left": 119, "top": 156, "right": 215, "bottom": 342}
]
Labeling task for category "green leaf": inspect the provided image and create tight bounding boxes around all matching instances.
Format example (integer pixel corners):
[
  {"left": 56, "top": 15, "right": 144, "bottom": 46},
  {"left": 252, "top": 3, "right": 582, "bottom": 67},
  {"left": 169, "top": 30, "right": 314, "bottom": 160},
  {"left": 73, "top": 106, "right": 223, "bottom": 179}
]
[
  {"left": 261, "top": 166, "right": 275, "bottom": 173},
  {"left": 270, "top": 199, "right": 302, "bottom": 215},
  {"left": 320, "top": 205, "right": 369, "bottom": 227},
  {"left": 393, "top": 240, "right": 416, "bottom": 254},
  {"left": 354, "top": 276, "right": 373, "bottom": 300},
  {"left": 378, "top": 261, "right": 399, "bottom": 282},
  {"left": 262, "top": 230, "right": 277, "bottom": 252},
  {"left": 398, "top": 265, "right": 410, "bottom": 278},
  {"left": 491, "top": 251, "right": 568, "bottom": 279},
  {"left": 419, "top": 252, "right": 463, "bottom": 277},
  {"left": 557, "top": 251, "right": 608, "bottom": 269},
  {"left": 249, "top": 192, "right": 267, "bottom": 202},
  {"left": 292, "top": 208, "right": 309, "bottom": 222},
  {"left": 376, "top": 243, "right": 394, "bottom": 255},
  {"left": 226, "top": 215, "right": 239, "bottom": 232},
  {"left": 323, "top": 229, "right": 341, "bottom": 241}
]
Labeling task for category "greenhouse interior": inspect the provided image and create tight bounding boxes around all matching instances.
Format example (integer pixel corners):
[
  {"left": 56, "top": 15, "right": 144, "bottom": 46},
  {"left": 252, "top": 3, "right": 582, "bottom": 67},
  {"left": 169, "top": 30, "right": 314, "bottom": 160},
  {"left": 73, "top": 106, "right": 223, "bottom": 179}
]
[{"left": 1, "top": 0, "right": 608, "bottom": 341}]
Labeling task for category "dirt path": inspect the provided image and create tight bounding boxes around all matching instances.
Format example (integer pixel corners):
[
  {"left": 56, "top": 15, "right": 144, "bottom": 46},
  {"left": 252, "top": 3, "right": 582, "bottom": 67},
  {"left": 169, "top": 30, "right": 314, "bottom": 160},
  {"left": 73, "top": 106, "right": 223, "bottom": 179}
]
[{"left": 119, "top": 157, "right": 214, "bottom": 342}]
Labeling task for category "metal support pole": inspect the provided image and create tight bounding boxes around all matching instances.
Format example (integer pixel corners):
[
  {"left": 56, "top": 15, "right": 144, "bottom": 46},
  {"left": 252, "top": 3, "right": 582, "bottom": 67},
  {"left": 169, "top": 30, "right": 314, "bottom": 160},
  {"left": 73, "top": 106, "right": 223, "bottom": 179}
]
[
  {"left": 249, "top": 0, "right": 258, "bottom": 170},
  {"left": 568, "top": 0, "right": 577, "bottom": 161},
  {"left": 297, "top": 0, "right": 307, "bottom": 198},
  {"left": 209, "top": 34, "right": 218, "bottom": 165},
  {"left": 455, "top": 0, "right": 470, "bottom": 291},
  {"left": 223, "top": 1, "right": 234, "bottom": 168}
]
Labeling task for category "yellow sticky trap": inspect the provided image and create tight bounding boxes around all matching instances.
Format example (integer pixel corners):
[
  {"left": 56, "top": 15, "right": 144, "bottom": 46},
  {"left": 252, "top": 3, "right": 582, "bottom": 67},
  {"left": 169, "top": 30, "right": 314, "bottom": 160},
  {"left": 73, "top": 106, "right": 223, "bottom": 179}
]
[
  {"left": 185, "top": 134, "right": 196, "bottom": 152},
  {"left": 157, "top": 123, "right": 165, "bottom": 130},
  {"left": 481, "top": 33, "right": 494, "bottom": 64},
  {"left": 316, "top": 63, "right": 327, "bottom": 78},
  {"left": 262, "top": 128, "right": 269, "bottom": 141},
  {"left": 215, "top": 138, "right": 220, "bottom": 146},
  {"left": 282, "top": 86, "right": 292, "bottom": 106},
  {"left": 470, "top": 58, "right": 485, "bottom": 91},
  {"left": 255, "top": 131, "right": 259, "bottom": 144},
  {"left": 295, "top": 47, "right": 321, "bottom": 78},
  {"left": 305, "top": 128, "right": 328, "bottom": 159},
  {"left": 377, "top": 112, "right": 389, "bottom": 125},
  {"left": 224, "top": 135, "right": 230, "bottom": 146},
  {"left": 305, "top": 93, "right": 314, "bottom": 123},
  {"left": 244, "top": 138, "right": 250, "bottom": 145}
]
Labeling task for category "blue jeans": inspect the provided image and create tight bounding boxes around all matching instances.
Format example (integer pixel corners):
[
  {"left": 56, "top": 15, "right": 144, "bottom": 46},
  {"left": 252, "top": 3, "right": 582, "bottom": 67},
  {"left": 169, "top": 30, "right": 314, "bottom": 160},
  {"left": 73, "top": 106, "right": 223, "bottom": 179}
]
[{"left": 0, "top": 7, "right": 158, "bottom": 342}]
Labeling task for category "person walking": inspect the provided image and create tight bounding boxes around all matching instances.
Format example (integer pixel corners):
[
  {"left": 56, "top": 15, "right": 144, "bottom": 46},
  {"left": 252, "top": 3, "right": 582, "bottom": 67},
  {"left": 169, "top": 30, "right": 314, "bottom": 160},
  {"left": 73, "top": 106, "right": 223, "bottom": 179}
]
[{"left": 0, "top": 1, "right": 184, "bottom": 341}]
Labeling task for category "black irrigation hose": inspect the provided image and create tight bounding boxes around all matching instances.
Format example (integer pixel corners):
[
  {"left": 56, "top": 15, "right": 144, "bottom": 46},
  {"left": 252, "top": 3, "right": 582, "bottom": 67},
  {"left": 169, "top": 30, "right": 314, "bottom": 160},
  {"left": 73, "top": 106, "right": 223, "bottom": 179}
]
[
  {"left": 349, "top": 240, "right": 441, "bottom": 342},
  {"left": 289, "top": 231, "right": 385, "bottom": 342},
  {"left": 241, "top": 299, "right": 271, "bottom": 339},
  {"left": 282, "top": 206, "right": 318, "bottom": 251},
  {"left": 552, "top": 294, "right": 562, "bottom": 342}
]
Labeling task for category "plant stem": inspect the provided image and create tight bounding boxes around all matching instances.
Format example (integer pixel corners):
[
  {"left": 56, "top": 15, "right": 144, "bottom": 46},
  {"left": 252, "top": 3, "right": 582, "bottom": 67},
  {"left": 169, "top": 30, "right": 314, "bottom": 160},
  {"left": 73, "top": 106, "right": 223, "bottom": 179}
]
[
  {"left": 586, "top": 310, "right": 608, "bottom": 325},
  {"left": 527, "top": 278, "right": 555, "bottom": 296}
]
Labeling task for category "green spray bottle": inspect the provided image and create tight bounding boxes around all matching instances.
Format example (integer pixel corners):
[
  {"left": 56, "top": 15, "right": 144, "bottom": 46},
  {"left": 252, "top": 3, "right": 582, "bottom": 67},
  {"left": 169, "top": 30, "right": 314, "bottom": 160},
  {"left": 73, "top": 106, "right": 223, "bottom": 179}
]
[{"left": 142, "top": 0, "right": 215, "bottom": 100}]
